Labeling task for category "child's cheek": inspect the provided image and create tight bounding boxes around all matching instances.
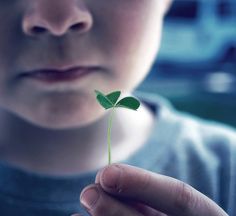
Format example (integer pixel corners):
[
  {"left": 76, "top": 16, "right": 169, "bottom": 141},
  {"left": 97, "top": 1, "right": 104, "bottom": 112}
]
[{"left": 92, "top": 2, "right": 163, "bottom": 90}]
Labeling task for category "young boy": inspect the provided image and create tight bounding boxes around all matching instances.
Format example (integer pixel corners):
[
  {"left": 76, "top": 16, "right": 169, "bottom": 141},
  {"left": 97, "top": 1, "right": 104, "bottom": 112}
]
[{"left": 0, "top": 0, "right": 235, "bottom": 215}]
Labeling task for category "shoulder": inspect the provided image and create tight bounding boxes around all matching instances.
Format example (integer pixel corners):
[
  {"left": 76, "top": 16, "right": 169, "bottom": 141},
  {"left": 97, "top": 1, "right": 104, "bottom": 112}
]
[
  {"left": 174, "top": 110, "right": 236, "bottom": 156},
  {"left": 163, "top": 106, "right": 236, "bottom": 176},
  {"left": 134, "top": 90, "right": 236, "bottom": 150}
]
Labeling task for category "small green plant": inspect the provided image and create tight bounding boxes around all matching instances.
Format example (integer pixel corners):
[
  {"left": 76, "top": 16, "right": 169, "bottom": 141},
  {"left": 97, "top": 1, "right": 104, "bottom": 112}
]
[{"left": 95, "top": 90, "right": 140, "bottom": 165}]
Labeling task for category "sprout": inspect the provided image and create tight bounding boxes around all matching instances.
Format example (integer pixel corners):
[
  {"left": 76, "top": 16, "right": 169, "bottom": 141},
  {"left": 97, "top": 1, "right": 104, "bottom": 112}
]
[{"left": 95, "top": 90, "right": 140, "bottom": 165}]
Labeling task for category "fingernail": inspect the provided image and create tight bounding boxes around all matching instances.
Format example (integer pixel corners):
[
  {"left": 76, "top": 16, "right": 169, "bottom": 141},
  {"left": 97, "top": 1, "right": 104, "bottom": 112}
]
[
  {"left": 102, "top": 165, "right": 121, "bottom": 189},
  {"left": 80, "top": 186, "right": 99, "bottom": 210},
  {"left": 95, "top": 169, "right": 102, "bottom": 183}
]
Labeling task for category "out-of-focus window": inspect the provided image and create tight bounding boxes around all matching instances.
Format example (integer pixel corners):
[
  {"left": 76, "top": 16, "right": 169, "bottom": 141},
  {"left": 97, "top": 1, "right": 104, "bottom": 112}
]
[
  {"left": 165, "top": 1, "right": 198, "bottom": 20},
  {"left": 138, "top": 0, "right": 236, "bottom": 128},
  {"left": 217, "top": 0, "right": 233, "bottom": 17}
]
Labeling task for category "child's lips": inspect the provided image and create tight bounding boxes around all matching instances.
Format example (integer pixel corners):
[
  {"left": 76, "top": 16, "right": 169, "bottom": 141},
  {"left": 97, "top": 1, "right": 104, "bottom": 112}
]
[{"left": 19, "top": 66, "right": 101, "bottom": 83}]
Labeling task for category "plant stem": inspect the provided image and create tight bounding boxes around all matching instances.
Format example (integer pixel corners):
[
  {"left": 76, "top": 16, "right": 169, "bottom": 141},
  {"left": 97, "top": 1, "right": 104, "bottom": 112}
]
[{"left": 107, "top": 107, "right": 116, "bottom": 165}]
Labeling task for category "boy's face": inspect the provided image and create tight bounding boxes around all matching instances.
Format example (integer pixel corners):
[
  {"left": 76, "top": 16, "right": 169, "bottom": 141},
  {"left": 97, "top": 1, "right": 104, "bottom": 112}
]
[{"left": 0, "top": 0, "right": 171, "bottom": 129}]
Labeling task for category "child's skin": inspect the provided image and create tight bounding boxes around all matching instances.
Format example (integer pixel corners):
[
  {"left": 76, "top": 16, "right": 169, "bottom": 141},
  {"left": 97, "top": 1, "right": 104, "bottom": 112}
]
[{"left": 0, "top": 0, "right": 228, "bottom": 215}]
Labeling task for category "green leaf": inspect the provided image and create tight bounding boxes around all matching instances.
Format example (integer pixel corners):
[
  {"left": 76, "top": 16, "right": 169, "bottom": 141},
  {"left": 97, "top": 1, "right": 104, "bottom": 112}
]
[
  {"left": 115, "top": 96, "right": 140, "bottom": 110},
  {"left": 94, "top": 90, "right": 114, "bottom": 109},
  {"left": 106, "top": 91, "right": 121, "bottom": 105}
]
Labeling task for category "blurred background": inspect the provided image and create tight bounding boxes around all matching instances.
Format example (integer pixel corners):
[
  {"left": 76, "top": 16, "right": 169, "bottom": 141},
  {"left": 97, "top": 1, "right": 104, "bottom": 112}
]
[{"left": 137, "top": 0, "right": 236, "bottom": 128}]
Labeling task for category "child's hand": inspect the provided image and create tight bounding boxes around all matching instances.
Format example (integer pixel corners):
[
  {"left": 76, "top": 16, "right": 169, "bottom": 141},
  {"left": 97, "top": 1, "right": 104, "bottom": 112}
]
[{"left": 77, "top": 163, "right": 228, "bottom": 216}]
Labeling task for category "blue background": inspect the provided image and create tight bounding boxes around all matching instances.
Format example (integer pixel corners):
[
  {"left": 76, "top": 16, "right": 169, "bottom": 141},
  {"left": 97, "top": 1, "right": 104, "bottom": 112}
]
[{"left": 138, "top": 0, "right": 236, "bottom": 127}]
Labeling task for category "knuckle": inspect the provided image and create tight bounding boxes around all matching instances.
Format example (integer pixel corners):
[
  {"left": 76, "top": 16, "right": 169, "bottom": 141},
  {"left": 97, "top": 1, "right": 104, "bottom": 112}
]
[{"left": 174, "top": 180, "right": 196, "bottom": 214}]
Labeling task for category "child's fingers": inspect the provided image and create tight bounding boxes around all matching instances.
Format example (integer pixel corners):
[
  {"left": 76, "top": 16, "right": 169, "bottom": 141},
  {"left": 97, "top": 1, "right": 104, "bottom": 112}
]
[
  {"left": 96, "top": 163, "right": 228, "bottom": 216},
  {"left": 80, "top": 183, "right": 164, "bottom": 216}
]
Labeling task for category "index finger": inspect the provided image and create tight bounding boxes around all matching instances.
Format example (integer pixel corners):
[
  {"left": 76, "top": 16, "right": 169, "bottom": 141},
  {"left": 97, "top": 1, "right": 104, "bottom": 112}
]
[{"left": 96, "top": 163, "right": 228, "bottom": 216}]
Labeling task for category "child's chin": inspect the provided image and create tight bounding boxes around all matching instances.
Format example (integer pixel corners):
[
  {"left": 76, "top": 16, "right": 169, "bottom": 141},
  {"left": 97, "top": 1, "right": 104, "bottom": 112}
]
[{"left": 23, "top": 110, "right": 104, "bottom": 130}]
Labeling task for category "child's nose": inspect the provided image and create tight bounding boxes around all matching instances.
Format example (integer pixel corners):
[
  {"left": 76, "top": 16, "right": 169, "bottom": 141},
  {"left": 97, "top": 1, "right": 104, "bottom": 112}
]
[{"left": 22, "top": 0, "right": 93, "bottom": 37}]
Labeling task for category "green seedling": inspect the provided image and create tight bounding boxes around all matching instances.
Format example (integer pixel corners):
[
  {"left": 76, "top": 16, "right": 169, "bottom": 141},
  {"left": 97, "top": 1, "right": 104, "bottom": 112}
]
[{"left": 95, "top": 90, "right": 140, "bottom": 165}]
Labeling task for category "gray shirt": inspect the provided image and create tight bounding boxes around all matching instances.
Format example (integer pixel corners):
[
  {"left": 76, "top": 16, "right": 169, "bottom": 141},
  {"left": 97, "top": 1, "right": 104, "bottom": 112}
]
[{"left": 0, "top": 91, "right": 235, "bottom": 216}]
